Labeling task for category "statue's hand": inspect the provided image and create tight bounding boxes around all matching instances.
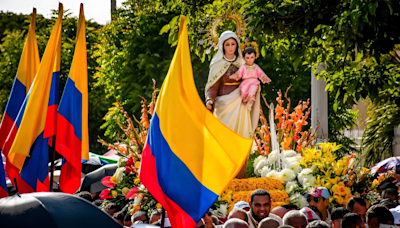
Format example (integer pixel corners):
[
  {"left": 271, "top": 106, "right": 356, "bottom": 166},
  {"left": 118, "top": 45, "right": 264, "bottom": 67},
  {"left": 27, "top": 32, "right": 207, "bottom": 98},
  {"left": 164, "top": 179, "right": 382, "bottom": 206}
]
[
  {"left": 206, "top": 100, "right": 214, "bottom": 113},
  {"left": 229, "top": 73, "right": 240, "bottom": 81},
  {"left": 261, "top": 75, "right": 271, "bottom": 84}
]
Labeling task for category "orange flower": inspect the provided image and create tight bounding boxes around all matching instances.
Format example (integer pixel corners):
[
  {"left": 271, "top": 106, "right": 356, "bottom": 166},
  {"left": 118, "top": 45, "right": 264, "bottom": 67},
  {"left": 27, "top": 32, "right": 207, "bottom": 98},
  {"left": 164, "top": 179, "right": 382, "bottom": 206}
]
[{"left": 338, "top": 186, "right": 347, "bottom": 196}]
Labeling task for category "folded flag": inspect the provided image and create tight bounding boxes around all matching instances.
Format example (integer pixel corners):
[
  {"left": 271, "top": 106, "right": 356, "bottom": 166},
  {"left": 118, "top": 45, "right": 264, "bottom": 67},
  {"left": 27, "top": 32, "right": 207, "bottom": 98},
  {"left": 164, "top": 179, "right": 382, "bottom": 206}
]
[
  {"left": 0, "top": 154, "right": 8, "bottom": 198},
  {"left": 6, "top": 4, "right": 63, "bottom": 192},
  {"left": 55, "top": 3, "right": 89, "bottom": 194},
  {"left": 139, "top": 16, "right": 253, "bottom": 228},
  {"left": 0, "top": 8, "right": 40, "bottom": 194}
]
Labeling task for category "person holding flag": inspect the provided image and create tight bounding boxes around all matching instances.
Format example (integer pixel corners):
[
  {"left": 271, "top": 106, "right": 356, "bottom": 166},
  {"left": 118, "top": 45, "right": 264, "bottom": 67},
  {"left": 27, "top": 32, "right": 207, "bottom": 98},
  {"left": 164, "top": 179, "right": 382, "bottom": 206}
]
[
  {"left": 0, "top": 8, "right": 40, "bottom": 195},
  {"left": 5, "top": 3, "right": 63, "bottom": 193}
]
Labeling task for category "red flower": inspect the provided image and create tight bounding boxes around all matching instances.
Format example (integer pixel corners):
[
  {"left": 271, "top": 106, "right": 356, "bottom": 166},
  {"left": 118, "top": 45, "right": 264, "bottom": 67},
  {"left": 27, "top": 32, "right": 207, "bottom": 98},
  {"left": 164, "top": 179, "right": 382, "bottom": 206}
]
[
  {"left": 126, "top": 158, "right": 135, "bottom": 174},
  {"left": 100, "top": 189, "right": 113, "bottom": 199},
  {"left": 101, "top": 176, "right": 116, "bottom": 188},
  {"left": 125, "top": 187, "right": 139, "bottom": 200}
]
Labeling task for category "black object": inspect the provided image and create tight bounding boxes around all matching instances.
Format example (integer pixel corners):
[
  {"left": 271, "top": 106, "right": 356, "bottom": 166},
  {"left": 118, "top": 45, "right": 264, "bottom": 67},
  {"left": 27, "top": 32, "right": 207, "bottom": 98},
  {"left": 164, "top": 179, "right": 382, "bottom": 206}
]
[
  {"left": 80, "top": 164, "right": 118, "bottom": 193},
  {"left": 0, "top": 192, "right": 122, "bottom": 228}
]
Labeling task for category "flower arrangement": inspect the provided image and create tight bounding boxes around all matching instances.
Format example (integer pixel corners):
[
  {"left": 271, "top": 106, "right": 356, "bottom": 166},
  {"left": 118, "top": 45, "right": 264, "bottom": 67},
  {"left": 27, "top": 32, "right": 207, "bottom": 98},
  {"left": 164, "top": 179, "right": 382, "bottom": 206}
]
[{"left": 220, "top": 177, "right": 290, "bottom": 213}]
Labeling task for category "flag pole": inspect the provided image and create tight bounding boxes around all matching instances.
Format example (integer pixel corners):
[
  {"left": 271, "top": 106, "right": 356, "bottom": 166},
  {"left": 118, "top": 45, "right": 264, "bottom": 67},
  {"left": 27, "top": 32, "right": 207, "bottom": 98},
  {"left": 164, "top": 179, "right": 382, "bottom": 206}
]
[
  {"left": 160, "top": 208, "right": 165, "bottom": 228},
  {"left": 49, "top": 135, "right": 56, "bottom": 191}
]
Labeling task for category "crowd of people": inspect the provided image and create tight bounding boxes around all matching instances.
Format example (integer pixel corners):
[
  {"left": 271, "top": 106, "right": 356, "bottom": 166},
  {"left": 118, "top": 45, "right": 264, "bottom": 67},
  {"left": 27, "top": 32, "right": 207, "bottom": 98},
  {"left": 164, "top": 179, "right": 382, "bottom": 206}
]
[{"left": 75, "top": 181, "right": 400, "bottom": 228}]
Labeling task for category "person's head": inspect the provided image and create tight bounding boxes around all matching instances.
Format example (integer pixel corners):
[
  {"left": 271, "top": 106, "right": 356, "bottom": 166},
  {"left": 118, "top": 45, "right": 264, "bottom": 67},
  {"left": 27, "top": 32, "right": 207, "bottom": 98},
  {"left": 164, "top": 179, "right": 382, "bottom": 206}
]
[
  {"left": 378, "top": 181, "right": 398, "bottom": 194},
  {"left": 150, "top": 209, "right": 162, "bottom": 224},
  {"left": 223, "top": 38, "right": 239, "bottom": 58},
  {"left": 132, "top": 211, "right": 149, "bottom": 224},
  {"left": 112, "top": 211, "right": 125, "bottom": 225},
  {"left": 250, "top": 189, "right": 272, "bottom": 222},
  {"left": 104, "top": 203, "right": 118, "bottom": 216},
  {"left": 282, "top": 210, "right": 308, "bottom": 228},
  {"left": 305, "top": 220, "right": 330, "bottom": 228},
  {"left": 367, "top": 205, "right": 394, "bottom": 228},
  {"left": 76, "top": 191, "right": 93, "bottom": 202},
  {"left": 223, "top": 218, "right": 249, "bottom": 228},
  {"left": 271, "top": 204, "right": 299, "bottom": 218},
  {"left": 278, "top": 226, "right": 294, "bottom": 228},
  {"left": 299, "top": 207, "right": 321, "bottom": 222},
  {"left": 258, "top": 217, "right": 280, "bottom": 228},
  {"left": 331, "top": 207, "right": 350, "bottom": 228},
  {"left": 124, "top": 212, "right": 132, "bottom": 227},
  {"left": 382, "top": 188, "right": 399, "bottom": 202},
  {"left": 228, "top": 208, "right": 249, "bottom": 223},
  {"left": 341, "top": 213, "right": 365, "bottom": 228},
  {"left": 347, "top": 197, "right": 367, "bottom": 222},
  {"left": 243, "top": 47, "right": 256, "bottom": 65},
  {"left": 380, "top": 198, "right": 397, "bottom": 209},
  {"left": 234, "top": 201, "right": 251, "bottom": 212},
  {"left": 92, "top": 199, "right": 103, "bottom": 208},
  {"left": 307, "top": 187, "right": 330, "bottom": 218}
]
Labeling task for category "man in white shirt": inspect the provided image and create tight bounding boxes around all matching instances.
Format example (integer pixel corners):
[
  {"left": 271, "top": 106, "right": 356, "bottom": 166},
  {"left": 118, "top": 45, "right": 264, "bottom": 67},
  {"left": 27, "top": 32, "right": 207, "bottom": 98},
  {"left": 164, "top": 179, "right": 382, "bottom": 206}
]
[{"left": 247, "top": 189, "right": 282, "bottom": 228}]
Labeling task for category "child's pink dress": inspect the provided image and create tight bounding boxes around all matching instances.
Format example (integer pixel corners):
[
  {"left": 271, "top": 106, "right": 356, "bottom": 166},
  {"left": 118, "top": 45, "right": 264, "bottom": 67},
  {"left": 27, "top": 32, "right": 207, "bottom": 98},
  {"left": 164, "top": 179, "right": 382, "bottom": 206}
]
[{"left": 237, "top": 64, "right": 267, "bottom": 102}]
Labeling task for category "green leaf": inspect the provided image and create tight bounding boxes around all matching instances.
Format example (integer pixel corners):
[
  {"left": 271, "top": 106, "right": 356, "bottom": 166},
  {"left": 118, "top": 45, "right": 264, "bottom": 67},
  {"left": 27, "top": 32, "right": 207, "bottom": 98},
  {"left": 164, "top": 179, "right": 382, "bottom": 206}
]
[
  {"left": 314, "top": 24, "right": 323, "bottom": 33},
  {"left": 266, "top": 3, "right": 274, "bottom": 8},
  {"left": 159, "top": 24, "right": 170, "bottom": 35},
  {"left": 169, "top": 15, "right": 179, "bottom": 28},
  {"left": 283, "top": 0, "right": 292, "bottom": 3},
  {"left": 333, "top": 102, "right": 338, "bottom": 112},
  {"left": 369, "top": 2, "right": 378, "bottom": 16},
  {"left": 293, "top": 56, "right": 302, "bottom": 72},
  {"left": 384, "top": 0, "right": 393, "bottom": 15},
  {"left": 261, "top": 46, "right": 266, "bottom": 57}
]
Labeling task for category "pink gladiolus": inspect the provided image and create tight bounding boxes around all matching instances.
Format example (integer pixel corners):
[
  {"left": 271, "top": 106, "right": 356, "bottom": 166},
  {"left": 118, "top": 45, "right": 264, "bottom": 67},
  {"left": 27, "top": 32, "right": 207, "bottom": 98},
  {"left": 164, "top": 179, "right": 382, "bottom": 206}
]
[
  {"left": 100, "top": 189, "right": 113, "bottom": 199},
  {"left": 125, "top": 187, "right": 139, "bottom": 200},
  {"left": 101, "top": 176, "right": 116, "bottom": 188}
]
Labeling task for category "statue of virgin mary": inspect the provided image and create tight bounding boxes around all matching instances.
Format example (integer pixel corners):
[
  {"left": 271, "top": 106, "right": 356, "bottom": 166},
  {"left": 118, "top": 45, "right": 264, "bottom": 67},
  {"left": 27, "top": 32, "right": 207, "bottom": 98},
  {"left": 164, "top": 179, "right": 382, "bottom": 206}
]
[{"left": 205, "top": 31, "right": 261, "bottom": 178}]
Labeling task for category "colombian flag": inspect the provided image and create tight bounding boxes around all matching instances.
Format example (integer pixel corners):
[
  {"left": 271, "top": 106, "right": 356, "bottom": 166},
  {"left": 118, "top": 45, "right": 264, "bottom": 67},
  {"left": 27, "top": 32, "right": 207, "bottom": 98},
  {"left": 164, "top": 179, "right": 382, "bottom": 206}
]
[
  {"left": 0, "top": 8, "right": 40, "bottom": 194},
  {"left": 6, "top": 4, "right": 63, "bottom": 192},
  {"left": 140, "top": 16, "right": 253, "bottom": 227},
  {"left": 55, "top": 4, "right": 89, "bottom": 194}
]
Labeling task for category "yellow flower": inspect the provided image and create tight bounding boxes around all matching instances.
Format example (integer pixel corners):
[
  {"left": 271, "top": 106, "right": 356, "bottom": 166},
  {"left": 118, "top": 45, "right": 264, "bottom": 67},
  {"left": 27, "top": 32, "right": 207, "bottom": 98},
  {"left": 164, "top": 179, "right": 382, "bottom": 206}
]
[
  {"left": 122, "top": 187, "right": 130, "bottom": 196},
  {"left": 338, "top": 182, "right": 345, "bottom": 187},
  {"left": 110, "top": 176, "right": 120, "bottom": 184},
  {"left": 338, "top": 186, "right": 347, "bottom": 196},
  {"left": 135, "top": 161, "right": 141, "bottom": 169},
  {"left": 156, "top": 203, "right": 162, "bottom": 209},
  {"left": 112, "top": 190, "right": 118, "bottom": 198},
  {"left": 345, "top": 187, "right": 352, "bottom": 196},
  {"left": 336, "top": 196, "right": 344, "bottom": 205},
  {"left": 134, "top": 178, "right": 140, "bottom": 185},
  {"left": 332, "top": 184, "right": 339, "bottom": 193}
]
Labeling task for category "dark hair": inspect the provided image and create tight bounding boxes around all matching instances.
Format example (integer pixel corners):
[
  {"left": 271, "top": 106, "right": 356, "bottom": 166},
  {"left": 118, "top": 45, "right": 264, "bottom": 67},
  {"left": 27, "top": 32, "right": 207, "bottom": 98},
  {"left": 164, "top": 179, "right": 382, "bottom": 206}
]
[
  {"left": 278, "top": 226, "right": 295, "bottom": 228},
  {"left": 243, "top": 47, "right": 256, "bottom": 57},
  {"left": 346, "top": 197, "right": 367, "bottom": 212},
  {"left": 378, "top": 181, "right": 398, "bottom": 190},
  {"left": 341, "top": 213, "right": 362, "bottom": 228},
  {"left": 76, "top": 191, "right": 93, "bottom": 202},
  {"left": 382, "top": 188, "right": 399, "bottom": 200},
  {"left": 380, "top": 198, "right": 397, "bottom": 209},
  {"left": 228, "top": 208, "right": 249, "bottom": 223},
  {"left": 366, "top": 205, "right": 394, "bottom": 224},
  {"left": 306, "top": 220, "right": 330, "bottom": 228},
  {"left": 105, "top": 203, "right": 118, "bottom": 211},
  {"left": 282, "top": 204, "right": 299, "bottom": 210},
  {"left": 132, "top": 211, "right": 148, "bottom": 222},
  {"left": 250, "top": 189, "right": 271, "bottom": 203},
  {"left": 309, "top": 206, "right": 322, "bottom": 219},
  {"left": 331, "top": 207, "right": 350, "bottom": 221},
  {"left": 113, "top": 211, "right": 125, "bottom": 221},
  {"left": 124, "top": 212, "right": 132, "bottom": 222},
  {"left": 223, "top": 38, "right": 239, "bottom": 57},
  {"left": 92, "top": 199, "right": 103, "bottom": 207}
]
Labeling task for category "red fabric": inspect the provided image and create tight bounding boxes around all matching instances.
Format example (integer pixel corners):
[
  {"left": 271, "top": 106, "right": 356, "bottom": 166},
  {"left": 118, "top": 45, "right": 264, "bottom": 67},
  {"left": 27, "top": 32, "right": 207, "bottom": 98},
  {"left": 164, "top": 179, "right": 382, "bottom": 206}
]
[
  {"left": 55, "top": 114, "right": 81, "bottom": 194},
  {"left": 44, "top": 105, "right": 57, "bottom": 138},
  {"left": 36, "top": 175, "right": 50, "bottom": 192},
  {"left": 0, "top": 113, "right": 14, "bottom": 148},
  {"left": 140, "top": 143, "right": 197, "bottom": 228},
  {"left": 0, "top": 185, "right": 8, "bottom": 198}
]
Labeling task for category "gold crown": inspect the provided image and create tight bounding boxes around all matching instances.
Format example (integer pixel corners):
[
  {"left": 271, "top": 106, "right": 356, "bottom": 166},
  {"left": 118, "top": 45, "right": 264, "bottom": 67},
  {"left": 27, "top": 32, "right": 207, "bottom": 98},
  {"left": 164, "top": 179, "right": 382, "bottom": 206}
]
[
  {"left": 206, "top": 11, "right": 247, "bottom": 50},
  {"left": 241, "top": 42, "right": 259, "bottom": 58}
]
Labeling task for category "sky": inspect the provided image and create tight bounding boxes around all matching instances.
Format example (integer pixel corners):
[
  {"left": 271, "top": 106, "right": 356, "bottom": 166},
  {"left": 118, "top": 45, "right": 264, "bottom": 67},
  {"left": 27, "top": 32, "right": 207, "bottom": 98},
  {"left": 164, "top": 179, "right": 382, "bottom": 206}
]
[{"left": 0, "top": 0, "right": 124, "bottom": 25}]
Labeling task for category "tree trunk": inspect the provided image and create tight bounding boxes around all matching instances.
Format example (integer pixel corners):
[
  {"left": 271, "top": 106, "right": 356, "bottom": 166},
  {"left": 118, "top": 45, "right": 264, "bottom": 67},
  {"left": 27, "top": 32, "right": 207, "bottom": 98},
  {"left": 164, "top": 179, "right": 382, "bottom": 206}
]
[{"left": 111, "top": 0, "right": 116, "bottom": 21}]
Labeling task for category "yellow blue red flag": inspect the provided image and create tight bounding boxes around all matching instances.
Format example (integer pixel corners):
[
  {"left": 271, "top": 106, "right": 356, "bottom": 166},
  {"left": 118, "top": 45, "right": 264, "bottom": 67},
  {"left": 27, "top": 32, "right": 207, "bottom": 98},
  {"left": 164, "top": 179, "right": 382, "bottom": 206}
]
[
  {"left": 0, "top": 8, "right": 40, "bottom": 194},
  {"left": 5, "top": 4, "right": 63, "bottom": 192},
  {"left": 140, "top": 16, "right": 253, "bottom": 227},
  {"left": 55, "top": 3, "right": 89, "bottom": 194}
]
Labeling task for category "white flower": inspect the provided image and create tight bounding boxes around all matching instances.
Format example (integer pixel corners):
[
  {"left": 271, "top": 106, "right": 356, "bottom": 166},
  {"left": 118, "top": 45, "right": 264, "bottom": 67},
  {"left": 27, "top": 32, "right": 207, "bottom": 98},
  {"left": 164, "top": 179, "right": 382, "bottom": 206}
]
[
  {"left": 251, "top": 141, "right": 258, "bottom": 154},
  {"left": 280, "top": 168, "right": 296, "bottom": 183},
  {"left": 205, "top": 49, "right": 211, "bottom": 54},
  {"left": 266, "top": 170, "right": 281, "bottom": 180},
  {"left": 287, "top": 162, "right": 301, "bottom": 174},
  {"left": 118, "top": 157, "right": 128, "bottom": 167},
  {"left": 254, "top": 156, "right": 268, "bottom": 176},
  {"left": 268, "top": 150, "right": 279, "bottom": 164},
  {"left": 283, "top": 150, "right": 297, "bottom": 158},
  {"left": 219, "top": 204, "right": 228, "bottom": 216},
  {"left": 298, "top": 168, "right": 313, "bottom": 185},
  {"left": 261, "top": 166, "right": 271, "bottom": 177},
  {"left": 302, "top": 175, "right": 315, "bottom": 187},
  {"left": 285, "top": 181, "right": 298, "bottom": 195},
  {"left": 113, "top": 167, "right": 126, "bottom": 181},
  {"left": 290, "top": 193, "right": 308, "bottom": 209},
  {"left": 253, "top": 155, "right": 267, "bottom": 167},
  {"left": 133, "top": 195, "right": 142, "bottom": 205}
]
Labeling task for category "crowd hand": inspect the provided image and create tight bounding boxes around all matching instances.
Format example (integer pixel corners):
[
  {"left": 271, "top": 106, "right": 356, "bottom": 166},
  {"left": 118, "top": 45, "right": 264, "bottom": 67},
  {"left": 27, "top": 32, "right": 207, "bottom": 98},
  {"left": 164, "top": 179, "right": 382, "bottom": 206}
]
[
  {"left": 206, "top": 100, "right": 214, "bottom": 113},
  {"left": 229, "top": 73, "right": 240, "bottom": 81}
]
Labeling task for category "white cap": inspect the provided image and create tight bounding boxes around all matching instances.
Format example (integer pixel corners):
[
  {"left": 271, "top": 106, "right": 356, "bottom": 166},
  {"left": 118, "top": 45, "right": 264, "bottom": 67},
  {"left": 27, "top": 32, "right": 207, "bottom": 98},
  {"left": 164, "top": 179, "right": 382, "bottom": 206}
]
[
  {"left": 234, "top": 201, "right": 250, "bottom": 210},
  {"left": 390, "top": 205, "right": 400, "bottom": 224}
]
